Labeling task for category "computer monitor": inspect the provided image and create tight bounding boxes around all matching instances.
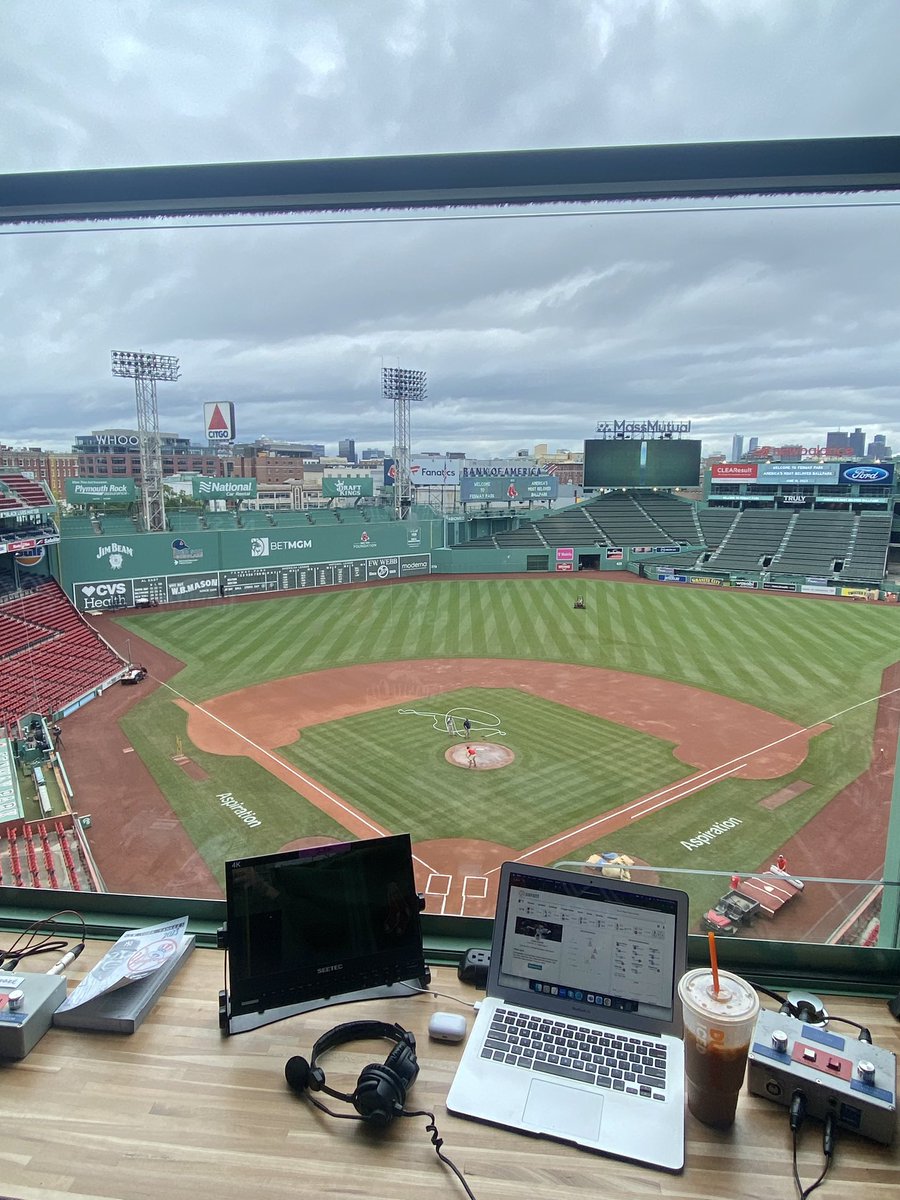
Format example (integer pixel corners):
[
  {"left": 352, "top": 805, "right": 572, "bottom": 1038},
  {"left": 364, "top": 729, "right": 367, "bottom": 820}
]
[{"left": 220, "top": 834, "right": 430, "bottom": 1035}]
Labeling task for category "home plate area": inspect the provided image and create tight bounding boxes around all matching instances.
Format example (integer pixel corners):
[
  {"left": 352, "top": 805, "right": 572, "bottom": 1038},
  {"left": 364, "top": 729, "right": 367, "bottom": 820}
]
[
  {"left": 445, "top": 742, "right": 515, "bottom": 769},
  {"left": 425, "top": 871, "right": 488, "bottom": 916}
]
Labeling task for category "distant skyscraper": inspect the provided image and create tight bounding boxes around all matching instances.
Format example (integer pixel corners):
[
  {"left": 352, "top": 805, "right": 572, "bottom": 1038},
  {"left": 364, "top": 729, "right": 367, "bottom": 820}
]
[
  {"left": 731, "top": 435, "right": 744, "bottom": 461},
  {"left": 867, "top": 434, "right": 892, "bottom": 458},
  {"left": 338, "top": 438, "right": 356, "bottom": 463},
  {"left": 747, "top": 437, "right": 759, "bottom": 453},
  {"left": 361, "top": 448, "right": 387, "bottom": 460},
  {"left": 827, "top": 428, "right": 865, "bottom": 456}
]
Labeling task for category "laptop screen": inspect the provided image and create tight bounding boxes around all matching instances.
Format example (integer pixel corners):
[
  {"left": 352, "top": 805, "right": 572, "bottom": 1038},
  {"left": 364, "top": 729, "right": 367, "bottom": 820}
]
[{"left": 494, "top": 866, "right": 686, "bottom": 1031}]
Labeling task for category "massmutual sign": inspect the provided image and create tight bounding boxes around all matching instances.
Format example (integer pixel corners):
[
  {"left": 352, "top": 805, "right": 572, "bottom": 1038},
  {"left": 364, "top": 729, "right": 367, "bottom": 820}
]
[
  {"left": 66, "top": 478, "right": 136, "bottom": 503},
  {"left": 191, "top": 477, "right": 258, "bottom": 500}
]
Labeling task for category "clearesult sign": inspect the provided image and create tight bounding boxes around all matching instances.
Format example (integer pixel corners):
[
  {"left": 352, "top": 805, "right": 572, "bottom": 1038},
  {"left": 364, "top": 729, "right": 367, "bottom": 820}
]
[{"left": 66, "top": 478, "right": 136, "bottom": 503}]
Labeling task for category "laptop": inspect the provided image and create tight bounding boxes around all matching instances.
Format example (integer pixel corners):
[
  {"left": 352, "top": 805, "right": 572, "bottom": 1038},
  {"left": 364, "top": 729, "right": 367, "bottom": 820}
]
[{"left": 446, "top": 862, "right": 689, "bottom": 1171}]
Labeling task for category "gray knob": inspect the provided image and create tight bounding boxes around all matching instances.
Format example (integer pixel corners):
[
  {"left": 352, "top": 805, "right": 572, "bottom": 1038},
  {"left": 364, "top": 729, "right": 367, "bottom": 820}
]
[
  {"left": 772, "top": 1029, "right": 789, "bottom": 1054},
  {"left": 7, "top": 988, "right": 25, "bottom": 1012},
  {"left": 857, "top": 1060, "right": 876, "bottom": 1085}
]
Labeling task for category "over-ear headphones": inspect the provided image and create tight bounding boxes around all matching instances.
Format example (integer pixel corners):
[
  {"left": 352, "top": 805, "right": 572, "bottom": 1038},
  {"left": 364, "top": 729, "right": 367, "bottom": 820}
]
[{"left": 284, "top": 1019, "right": 419, "bottom": 1127}]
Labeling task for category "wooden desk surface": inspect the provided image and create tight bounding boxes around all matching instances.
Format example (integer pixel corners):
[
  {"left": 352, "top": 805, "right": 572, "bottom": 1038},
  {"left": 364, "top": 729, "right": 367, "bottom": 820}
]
[{"left": 1, "top": 944, "right": 898, "bottom": 1200}]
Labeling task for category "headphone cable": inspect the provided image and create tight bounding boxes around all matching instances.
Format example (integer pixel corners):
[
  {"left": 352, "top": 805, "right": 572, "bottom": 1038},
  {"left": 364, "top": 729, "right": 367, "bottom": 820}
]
[
  {"left": 402, "top": 1108, "right": 478, "bottom": 1200},
  {"left": 790, "top": 1093, "right": 836, "bottom": 1200}
]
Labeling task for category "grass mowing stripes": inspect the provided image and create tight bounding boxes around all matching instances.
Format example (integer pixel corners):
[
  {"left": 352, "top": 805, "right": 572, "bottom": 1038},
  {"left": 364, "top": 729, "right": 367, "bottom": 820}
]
[
  {"left": 278, "top": 688, "right": 693, "bottom": 848},
  {"left": 119, "top": 691, "right": 353, "bottom": 887},
  {"left": 112, "top": 577, "right": 898, "bottom": 899},
  {"left": 116, "top": 577, "right": 896, "bottom": 721}
]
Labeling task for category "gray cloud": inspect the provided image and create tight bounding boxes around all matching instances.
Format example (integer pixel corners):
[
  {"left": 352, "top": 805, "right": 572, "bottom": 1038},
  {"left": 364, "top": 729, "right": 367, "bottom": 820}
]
[{"left": 2, "top": 1, "right": 899, "bottom": 458}]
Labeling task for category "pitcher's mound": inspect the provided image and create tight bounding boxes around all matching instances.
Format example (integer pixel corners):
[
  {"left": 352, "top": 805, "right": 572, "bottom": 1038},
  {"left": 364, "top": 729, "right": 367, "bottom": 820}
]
[{"left": 446, "top": 742, "right": 514, "bottom": 770}]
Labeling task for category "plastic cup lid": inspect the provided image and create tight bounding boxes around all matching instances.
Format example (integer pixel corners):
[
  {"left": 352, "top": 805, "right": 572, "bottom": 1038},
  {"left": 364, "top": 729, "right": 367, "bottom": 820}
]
[{"left": 678, "top": 968, "right": 759, "bottom": 1021}]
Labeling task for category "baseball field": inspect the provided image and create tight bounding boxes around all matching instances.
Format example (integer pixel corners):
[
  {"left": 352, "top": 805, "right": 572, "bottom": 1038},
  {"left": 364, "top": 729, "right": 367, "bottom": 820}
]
[{"left": 73, "top": 574, "right": 898, "bottom": 937}]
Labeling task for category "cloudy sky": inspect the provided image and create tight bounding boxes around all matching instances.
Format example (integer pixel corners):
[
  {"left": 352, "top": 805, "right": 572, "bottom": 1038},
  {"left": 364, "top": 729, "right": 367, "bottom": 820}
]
[{"left": 2, "top": 0, "right": 899, "bottom": 460}]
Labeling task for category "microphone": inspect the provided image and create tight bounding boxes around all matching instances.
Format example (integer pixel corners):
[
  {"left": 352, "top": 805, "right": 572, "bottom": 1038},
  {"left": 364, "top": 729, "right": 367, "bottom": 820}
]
[
  {"left": 284, "top": 1057, "right": 356, "bottom": 1106},
  {"left": 284, "top": 1056, "right": 312, "bottom": 1092}
]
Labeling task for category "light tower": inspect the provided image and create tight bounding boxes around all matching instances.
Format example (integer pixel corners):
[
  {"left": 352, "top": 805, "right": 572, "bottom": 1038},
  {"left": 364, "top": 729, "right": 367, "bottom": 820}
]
[
  {"left": 382, "top": 366, "right": 427, "bottom": 519},
  {"left": 111, "top": 350, "right": 181, "bottom": 532}
]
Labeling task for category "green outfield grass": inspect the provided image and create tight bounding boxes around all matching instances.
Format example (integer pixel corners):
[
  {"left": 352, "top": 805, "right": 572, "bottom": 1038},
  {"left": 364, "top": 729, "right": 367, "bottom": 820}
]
[
  {"left": 278, "top": 687, "right": 693, "bottom": 847},
  {"left": 113, "top": 577, "right": 898, "bottom": 910},
  {"left": 119, "top": 694, "right": 350, "bottom": 884}
]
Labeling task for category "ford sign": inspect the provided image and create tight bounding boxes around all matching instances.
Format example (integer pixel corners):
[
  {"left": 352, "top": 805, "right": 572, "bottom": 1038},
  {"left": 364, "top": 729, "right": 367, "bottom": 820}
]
[{"left": 843, "top": 465, "right": 890, "bottom": 483}]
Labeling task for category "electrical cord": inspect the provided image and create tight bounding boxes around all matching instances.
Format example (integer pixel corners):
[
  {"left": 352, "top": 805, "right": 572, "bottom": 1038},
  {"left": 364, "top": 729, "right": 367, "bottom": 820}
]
[
  {"left": 790, "top": 1092, "right": 837, "bottom": 1200},
  {"left": 752, "top": 985, "right": 871, "bottom": 1042},
  {"left": 401, "top": 1108, "right": 478, "bottom": 1200},
  {"left": 397, "top": 981, "right": 478, "bottom": 1010},
  {"left": 297, "top": 1090, "right": 477, "bottom": 1198},
  {"left": 0, "top": 909, "right": 86, "bottom": 970}
]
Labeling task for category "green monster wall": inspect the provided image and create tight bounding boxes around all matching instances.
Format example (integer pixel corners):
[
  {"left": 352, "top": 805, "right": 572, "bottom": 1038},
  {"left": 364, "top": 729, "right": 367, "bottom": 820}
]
[{"left": 59, "top": 520, "right": 443, "bottom": 610}]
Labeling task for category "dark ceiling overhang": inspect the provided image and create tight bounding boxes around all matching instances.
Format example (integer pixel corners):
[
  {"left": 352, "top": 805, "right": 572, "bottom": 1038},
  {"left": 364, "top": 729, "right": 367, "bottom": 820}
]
[{"left": 2, "top": 135, "right": 899, "bottom": 226}]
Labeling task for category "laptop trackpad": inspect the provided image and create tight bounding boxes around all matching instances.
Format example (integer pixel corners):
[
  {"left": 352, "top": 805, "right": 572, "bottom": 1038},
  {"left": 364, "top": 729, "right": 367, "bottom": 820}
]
[{"left": 523, "top": 1078, "right": 603, "bottom": 1142}]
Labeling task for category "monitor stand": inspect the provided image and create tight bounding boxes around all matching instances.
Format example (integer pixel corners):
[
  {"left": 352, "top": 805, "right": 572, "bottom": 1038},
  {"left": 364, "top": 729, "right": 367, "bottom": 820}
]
[{"left": 219, "top": 972, "right": 431, "bottom": 1036}]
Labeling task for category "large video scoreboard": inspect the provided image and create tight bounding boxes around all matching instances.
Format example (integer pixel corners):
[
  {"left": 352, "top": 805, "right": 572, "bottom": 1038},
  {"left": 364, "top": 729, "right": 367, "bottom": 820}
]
[{"left": 583, "top": 439, "right": 701, "bottom": 488}]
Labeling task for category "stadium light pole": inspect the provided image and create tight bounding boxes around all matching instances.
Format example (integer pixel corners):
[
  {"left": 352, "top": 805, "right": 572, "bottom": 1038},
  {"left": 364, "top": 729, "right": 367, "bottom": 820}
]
[
  {"left": 111, "top": 350, "right": 181, "bottom": 532},
  {"left": 382, "top": 367, "right": 427, "bottom": 520}
]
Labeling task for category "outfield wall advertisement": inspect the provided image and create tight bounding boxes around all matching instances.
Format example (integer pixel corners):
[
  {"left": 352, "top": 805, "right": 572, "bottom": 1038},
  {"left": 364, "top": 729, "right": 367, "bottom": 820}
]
[
  {"left": 70, "top": 553, "right": 432, "bottom": 610},
  {"left": 59, "top": 520, "right": 441, "bottom": 610}
]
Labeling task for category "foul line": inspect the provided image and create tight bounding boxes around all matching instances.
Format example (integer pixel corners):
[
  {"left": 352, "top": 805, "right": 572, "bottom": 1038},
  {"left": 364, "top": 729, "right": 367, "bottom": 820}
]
[
  {"left": 631, "top": 764, "right": 748, "bottom": 819},
  {"left": 487, "top": 683, "right": 900, "bottom": 876},
  {"left": 158, "top": 678, "right": 440, "bottom": 875}
]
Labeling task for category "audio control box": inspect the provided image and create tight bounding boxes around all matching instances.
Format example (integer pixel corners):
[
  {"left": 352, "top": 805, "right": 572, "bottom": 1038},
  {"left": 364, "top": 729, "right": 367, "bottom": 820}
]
[
  {"left": 747, "top": 1008, "right": 897, "bottom": 1144},
  {"left": 0, "top": 971, "right": 67, "bottom": 1060}
]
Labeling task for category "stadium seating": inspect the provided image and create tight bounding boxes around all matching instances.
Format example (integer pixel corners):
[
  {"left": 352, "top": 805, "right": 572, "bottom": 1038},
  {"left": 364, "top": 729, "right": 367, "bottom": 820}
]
[
  {"left": 698, "top": 508, "right": 740, "bottom": 549},
  {"left": 59, "top": 515, "right": 99, "bottom": 537},
  {"left": 0, "top": 819, "right": 96, "bottom": 892},
  {"left": 100, "top": 514, "right": 142, "bottom": 535},
  {"left": 699, "top": 510, "right": 793, "bottom": 571},
  {"left": 634, "top": 492, "right": 705, "bottom": 543},
  {"left": 0, "top": 581, "right": 124, "bottom": 722},
  {"left": 465, "top": 492, "right": 708, "bottom": 551},
  {"left": 579, "top": 494, "right": 672, "bottom": 544},
  {"left": 842, "top": 512, "right": 893, "bottom": 582},
  {"left": 0, "top": 473, "right": 55, "bottom": 508},
  {"left": 770, "top": 511, "right": 855, "bottom": 576}
]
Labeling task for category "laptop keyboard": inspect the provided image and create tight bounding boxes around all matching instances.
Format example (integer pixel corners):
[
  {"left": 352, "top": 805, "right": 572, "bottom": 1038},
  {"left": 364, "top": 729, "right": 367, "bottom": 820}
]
[{"left": 481, "top": 1006, "right": 669, "bottom": 1101}]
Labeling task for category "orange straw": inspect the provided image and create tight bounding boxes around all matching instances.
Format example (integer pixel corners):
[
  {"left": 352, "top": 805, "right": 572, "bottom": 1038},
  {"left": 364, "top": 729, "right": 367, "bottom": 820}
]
[{"left": 708, "top": 931, "right": 721, "bottom": 996}]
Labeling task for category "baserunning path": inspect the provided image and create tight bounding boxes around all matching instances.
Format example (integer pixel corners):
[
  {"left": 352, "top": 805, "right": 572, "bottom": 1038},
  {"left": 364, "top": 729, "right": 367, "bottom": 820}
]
[{"left": 171, "top": 658, "right": 826, "bottom": 913}]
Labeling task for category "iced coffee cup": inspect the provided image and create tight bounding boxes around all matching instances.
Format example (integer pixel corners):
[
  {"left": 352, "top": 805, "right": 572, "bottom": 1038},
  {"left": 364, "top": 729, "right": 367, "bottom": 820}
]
[{"left": 678, "top": 967, "right": 760, "bottom": 1129}]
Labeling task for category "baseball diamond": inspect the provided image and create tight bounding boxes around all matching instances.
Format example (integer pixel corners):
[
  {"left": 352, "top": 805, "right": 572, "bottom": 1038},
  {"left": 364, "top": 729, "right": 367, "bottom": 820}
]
[{"left": 53, "top": 573, "right": 899, "bottom": 941}]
